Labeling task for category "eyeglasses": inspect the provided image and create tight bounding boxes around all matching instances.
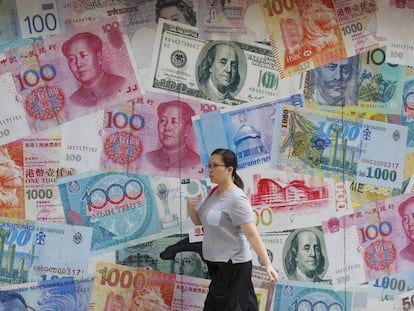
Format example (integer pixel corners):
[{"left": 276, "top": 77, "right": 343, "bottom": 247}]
[{"left": 205, "top": 163, "right": 226, "bottom": 170}]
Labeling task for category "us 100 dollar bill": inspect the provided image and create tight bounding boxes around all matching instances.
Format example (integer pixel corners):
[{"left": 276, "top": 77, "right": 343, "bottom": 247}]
[{"left": 149, "top": 19, "right": 303, "bottom": 106}]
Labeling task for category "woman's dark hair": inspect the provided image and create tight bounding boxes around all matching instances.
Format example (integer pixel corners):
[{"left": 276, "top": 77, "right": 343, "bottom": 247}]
[
  {"left": 155, "top": 0, "right": 197, "bottom": 26},
  {"left": 211, "top": 148, "right": 244, "bottom": 190}
]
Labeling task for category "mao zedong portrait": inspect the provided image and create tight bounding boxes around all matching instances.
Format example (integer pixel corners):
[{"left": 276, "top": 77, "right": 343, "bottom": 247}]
[
  {"left": 62, "top": 32, "right": 126, "bottom": 107},
  {"left": 399, "top": 195, "right": 414, "bottom": 261},
  {"left": 145, "top": 100, "right": 200, "bottom": 171},
  {"left": 284, "top": 228, "right": 331, "bottom": 284},
  {"left": 197, "top": 41, "right": 246, "bottom": 105}
]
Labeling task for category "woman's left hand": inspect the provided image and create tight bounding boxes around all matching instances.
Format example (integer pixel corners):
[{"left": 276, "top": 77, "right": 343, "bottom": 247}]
[{"left": 265, "top": 265, "right": 279, "bottom": 284}]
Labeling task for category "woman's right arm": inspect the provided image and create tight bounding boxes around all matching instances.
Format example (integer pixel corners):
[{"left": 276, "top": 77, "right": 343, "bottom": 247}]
[{"left": 187, "top": 194, "right": 202, "bottom": 225}]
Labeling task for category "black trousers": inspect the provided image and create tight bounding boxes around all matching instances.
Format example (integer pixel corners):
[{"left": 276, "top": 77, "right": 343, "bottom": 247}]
[{"left": 203, "top": 260, "right": 258, "bottom": 311}]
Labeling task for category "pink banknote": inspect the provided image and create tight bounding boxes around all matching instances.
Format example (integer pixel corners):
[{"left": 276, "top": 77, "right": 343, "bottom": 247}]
[
  {"left": 322, "top": 192, "right": 414, "bottom": 287},
  {"left": 99, "top": 94, "right": 218, "bottom": 179},
  {"left": 0, "top": 17, "right": 140, "bottom": 133}
]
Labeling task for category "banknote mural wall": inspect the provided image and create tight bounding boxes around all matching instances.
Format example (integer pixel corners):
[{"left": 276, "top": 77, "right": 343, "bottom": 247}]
[{"left": 0, "top": 0, "right": 414, "bottom": 310}]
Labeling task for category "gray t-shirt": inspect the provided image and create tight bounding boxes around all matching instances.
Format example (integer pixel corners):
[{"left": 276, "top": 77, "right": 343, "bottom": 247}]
[{"left": 198, "top": 187, "right": 256, "bottom": 263}]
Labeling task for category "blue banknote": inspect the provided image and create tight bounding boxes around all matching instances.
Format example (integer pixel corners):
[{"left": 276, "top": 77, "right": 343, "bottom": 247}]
[
  {"left": 0, "top": 277, "right": 93, "bottom": 310},
  {"left": 28, "top": 221, "right": 92, "bottom": 282},
  {"left": 274, "top": 280, "right": 368, "bottom": 311},
  {"left": 58, "top": 171, "right": 162, "bottom": 254},
  {"left": 192, "top": 94, "right": 304, "bottom": 175},
  {"left": 0, "top": 217, "right": 93, "bottom": 284},
  {"left": 369, "top": 269, "right": 414, "bottom": 302}
]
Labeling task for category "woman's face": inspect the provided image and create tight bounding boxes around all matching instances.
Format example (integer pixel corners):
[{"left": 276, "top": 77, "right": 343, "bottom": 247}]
[
  {"left": 207, "top": 154, "right": 229, "bottom": 184},
  {"left": 159, "top": 6, "right": 188, "bottom": 24}
]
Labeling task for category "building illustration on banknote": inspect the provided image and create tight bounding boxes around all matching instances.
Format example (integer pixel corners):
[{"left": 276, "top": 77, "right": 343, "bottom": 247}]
[
  {"left": 280, "top": 111, "right": 359, "bottom": 176},
  {"left": 249, "top": 175, "right": 328, "bottom": 209},
  {"left": 0, "top": 234, "right": 29, "bottom": 284}
]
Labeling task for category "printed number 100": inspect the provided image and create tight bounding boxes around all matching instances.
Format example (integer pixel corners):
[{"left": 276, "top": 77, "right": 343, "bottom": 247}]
[{"left": 23, "top": 13, "right": 57, "bottom": 35}]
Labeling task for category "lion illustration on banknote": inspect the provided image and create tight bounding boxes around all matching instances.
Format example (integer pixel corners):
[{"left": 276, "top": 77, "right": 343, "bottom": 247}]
[
  {"left": 301, "top": 1, "right": 339, "bottom": 52},
  {"left": 0, "top": 147, "right": 23, "bottom": 211}
]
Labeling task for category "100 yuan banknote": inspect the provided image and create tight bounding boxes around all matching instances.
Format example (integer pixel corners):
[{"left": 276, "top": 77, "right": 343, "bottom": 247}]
[
  {"left": 322, "top": 192, "right": 414, "bottom": 287},
  {"left": 149, "top": 19, "right": 303, "bottom": 106},
  {"left": 68, "top": 0, "right": 198, "bottom": 92},
  {"left": 377, "top": 1, "right": 414, "bottom": 67},
  {"left": 192, "top": 93, "right": 304, "bottom": 174},
  {"left": 59, "top": 94, "right": 219, "bottom": 180},
  {"left": 0, "top": 17, "right": 141, "bottom": 134},
  {"left": 304, "top": 47, "right": 405, "bottom": 115},
  {"left": 258, "top": 0, "right": 384, "bottom": 78},
  {"left": 270, "top": 105, "right": 407, "bottom": 190},
  {"left": 239, "top": 164, "right": 351, "bottom": 232}
]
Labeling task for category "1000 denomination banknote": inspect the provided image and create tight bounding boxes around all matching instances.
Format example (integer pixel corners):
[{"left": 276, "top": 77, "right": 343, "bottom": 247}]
[
  {"left": 258, "top": 0, "right": 383, "bottom": 78},
  {"left": 58, "top": 170, "right": 209, "bottom": 254},
  {"left": 239, "top": 164, "right": 351, "bottom": 232},
  {"left": 150, "top": 19, "right": 303, "bottom": 106},
  {"left": 369, "top": 269, "right": 414, "bottom": 303},
  {"left": 274, "top": 280, "right": 368, "bottom": 311},
  {"left": 0, "top": 125, "right": 79, "bottom": 222},
  {"left": 304, "top": 47, "right": 405, "bottom": 115},
  {"left": 0, "top": 17, "right": 140, "bottom": 134},
  {"left": 270, "top": 105, "right": 407, "bottom": 190},
  {"left": 90, "top": 262, "right": 209, "bottom": 310},
  {"left": 58, "top": 171, "right": 162, "bottom": 254},
  {"left": 322, "top": 192, "right": 414, "bottom": 287},
  {"left": 192, "top": 94, "right": 304, "bottom": 174}
]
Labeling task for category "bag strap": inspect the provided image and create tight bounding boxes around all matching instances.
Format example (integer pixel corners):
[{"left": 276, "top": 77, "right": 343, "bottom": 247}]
[{"left": 208, "top": 185, "right": 219, "bottom": 198}]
